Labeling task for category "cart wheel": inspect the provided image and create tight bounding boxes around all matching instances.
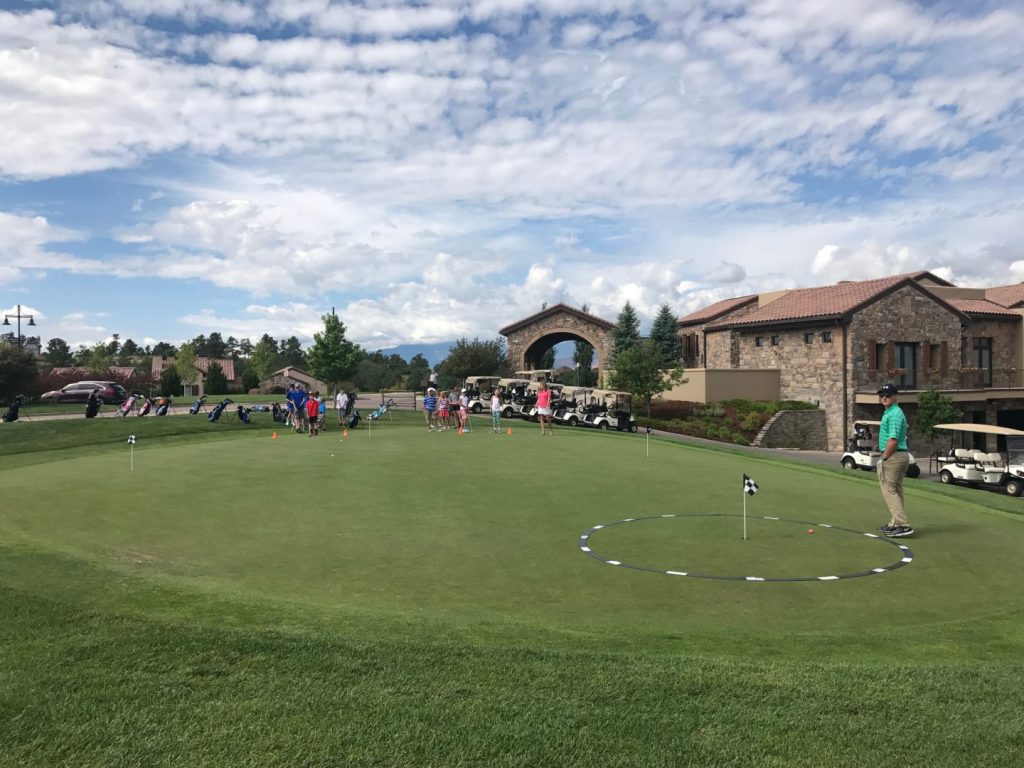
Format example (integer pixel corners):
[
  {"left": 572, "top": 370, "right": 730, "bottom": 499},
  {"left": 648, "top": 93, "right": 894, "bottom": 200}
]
[
  {"left": 939, "top": 469, "right": 954, "bottom": 485},
  {"left": 567, "top": 415, "right": 578, "bottom": 427},
  {"left": 841, "top": 457, "right": 856, "bottom": 470},
  {"left": 1006, "top": 478, "right": 1024, "bottom": 497},
  {"left": 629, "top": 423, "right": 638, "bottom": 433},
  {"left": 601, "top": 422, "right": 610, "bottom": 431},
  {"left": 471, "top": 403, "right": 481, "bottom": 414},
  {"left": 906, "top": 464, "right": 921, "bottom": 479}
]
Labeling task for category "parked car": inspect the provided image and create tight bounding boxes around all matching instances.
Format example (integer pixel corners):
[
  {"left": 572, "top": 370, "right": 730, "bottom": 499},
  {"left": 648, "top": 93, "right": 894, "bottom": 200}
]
[{"left": 41, "top": 381, "right": 128, "bottom": 405}]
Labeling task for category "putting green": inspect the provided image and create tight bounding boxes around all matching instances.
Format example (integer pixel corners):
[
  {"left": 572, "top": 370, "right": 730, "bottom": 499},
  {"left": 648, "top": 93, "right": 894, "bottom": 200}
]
[
  {"left": 581, "top": 514, "right": 912, "bottom": 580},
  {"left": 2, "top": 425, "right": 1023, "bottom": 660}
]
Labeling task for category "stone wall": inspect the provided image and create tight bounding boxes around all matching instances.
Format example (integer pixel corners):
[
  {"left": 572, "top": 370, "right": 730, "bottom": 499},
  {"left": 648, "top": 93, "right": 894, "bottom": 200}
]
[
  {"left": 678, "top": 302, "right": 761, "bottom": 367},
  {"left": 963, "top": 319, "right": 1021, "bottom": 386},
  {"left": 505, "top": 312, "right": 612, "bottom": 374},
  {"left": 755, "top": 409, "right": 827, "bottom": 450},
  {"left": 704, "top": 330, "right": 734, "bottom": 368}
]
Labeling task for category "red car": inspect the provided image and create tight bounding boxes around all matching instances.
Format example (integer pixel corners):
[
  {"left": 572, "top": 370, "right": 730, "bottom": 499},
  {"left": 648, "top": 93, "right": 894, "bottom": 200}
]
[{"left": 41, "top": 380, "right": 128, "bottom": 405}]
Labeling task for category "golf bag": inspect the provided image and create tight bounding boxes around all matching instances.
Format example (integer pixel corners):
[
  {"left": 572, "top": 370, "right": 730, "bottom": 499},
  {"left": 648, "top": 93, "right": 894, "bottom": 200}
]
[
  {"left": 207, "top": 398, "right": 233, "bottom": 422},
  {"left": 154, "top": 397, "right": 172, "bottom": 416},
  {"left": 347, "top": 410, "right": 361, "bottom": 429},
  {"left": 236, "top": 405, "right": 251, "bottom": 424},
  {"left": 369, "top": 398, "right": 396, "bottom": 420},
  {"left": 136, "top": 397, "right": 154, "bottom": 417},
  {"left": 85, "top": 392, "right": 100, "bottom": 419},
  {"left": 115, "top": 393, "right": 142, "bottom": 417},
  {"left": 188, "top": 395, "right": 207, "bottom": 415},
  {"left": 272, "top": 402, "right": 286, "bottom": 423},
  {"left": 2, "top": 395, "right": 24, "bottom": 423}
]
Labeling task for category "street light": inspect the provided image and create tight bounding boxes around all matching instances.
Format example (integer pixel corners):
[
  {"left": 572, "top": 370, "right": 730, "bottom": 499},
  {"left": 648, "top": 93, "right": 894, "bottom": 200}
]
[{"left": 2, "top": 304, "right": 36, "bottom": 348}]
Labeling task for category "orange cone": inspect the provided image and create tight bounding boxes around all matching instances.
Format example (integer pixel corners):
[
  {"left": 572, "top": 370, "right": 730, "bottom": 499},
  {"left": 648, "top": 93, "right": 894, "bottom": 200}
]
[
  {"left": 506, "top": 427, "right": 512, "bottom": 435},
  {"left": 343, "top": 429, "right": 349, "bottom": 437},
  {"left": 272, "top": 431, "right": 277, "bottom": 439}
]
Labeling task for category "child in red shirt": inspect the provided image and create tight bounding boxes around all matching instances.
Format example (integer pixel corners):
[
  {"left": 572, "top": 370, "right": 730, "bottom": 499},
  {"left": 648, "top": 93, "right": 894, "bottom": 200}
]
[{"left": 306, "top": 392, "right": 320, "bottom": 437}]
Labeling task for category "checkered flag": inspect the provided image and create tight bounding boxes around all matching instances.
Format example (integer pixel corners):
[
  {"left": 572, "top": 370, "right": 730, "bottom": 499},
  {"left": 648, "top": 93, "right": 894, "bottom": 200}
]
[
  {"left": 127, "top": 435, "right": 136, "bottom": 445},
  {"left": 743, "top": 474, "right": 758, "bottom": 496}
]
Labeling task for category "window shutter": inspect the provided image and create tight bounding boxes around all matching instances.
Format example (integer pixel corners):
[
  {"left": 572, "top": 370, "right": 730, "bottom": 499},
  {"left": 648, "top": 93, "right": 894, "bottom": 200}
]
[
  {"left": 866, "top": 340, "right": 876, "bottom": 371},
  {"left": 940, "top": 341, "right": 948, "bottom": 373},
  {"left": 886, "top": 341, "right": 895, "bottom": 371}
]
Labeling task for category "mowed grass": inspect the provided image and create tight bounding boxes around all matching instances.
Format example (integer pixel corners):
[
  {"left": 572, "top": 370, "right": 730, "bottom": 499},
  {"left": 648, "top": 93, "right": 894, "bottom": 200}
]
[{"left": 1, "top": 415, "right": 1023, "bottom": 766}]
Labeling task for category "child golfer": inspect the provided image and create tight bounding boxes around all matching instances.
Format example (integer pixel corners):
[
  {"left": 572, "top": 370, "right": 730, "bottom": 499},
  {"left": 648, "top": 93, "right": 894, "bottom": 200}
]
[{"left": 491, "top": 388, "right": 502, "bottom": 432}]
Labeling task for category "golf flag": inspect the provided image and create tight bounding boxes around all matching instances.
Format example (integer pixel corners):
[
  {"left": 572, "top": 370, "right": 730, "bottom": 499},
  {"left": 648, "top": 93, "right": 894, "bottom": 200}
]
[
  {"left": 743, "top": 474, "right": 758, "bottom": 496},
  {"left": 127, "top": 434, "right": 137, "bottom": 445}
]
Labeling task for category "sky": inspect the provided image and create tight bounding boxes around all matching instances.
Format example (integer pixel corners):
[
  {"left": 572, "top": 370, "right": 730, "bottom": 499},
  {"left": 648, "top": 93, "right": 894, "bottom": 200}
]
[{"left": 2, "top": 0, "right": 1023, "bottom": 358}]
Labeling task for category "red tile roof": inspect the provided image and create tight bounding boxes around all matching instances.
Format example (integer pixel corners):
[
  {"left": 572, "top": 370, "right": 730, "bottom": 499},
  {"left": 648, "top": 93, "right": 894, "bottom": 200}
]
[
  {"left": 677, "top": 295, "right": 758, "bottom": 326},
  {"left": 946, "top": 298, "right": 1022, "bottom": 317},
  {"left": 706, "top": 272, "right": 963, "bottom": 329},
  {"left": 151, "top": 355, "right": 235, "bottom": 380},
  {"left": 985, "top": 283, "right": 1024, "bottom": 308}
]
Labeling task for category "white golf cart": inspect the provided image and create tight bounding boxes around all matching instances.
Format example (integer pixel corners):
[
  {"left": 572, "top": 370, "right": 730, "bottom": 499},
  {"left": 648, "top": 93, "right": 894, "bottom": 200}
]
[
  {"left": 930, "top": 423, "right": 1024, "bottom": 497},
  {"left": 514, "top": 369, "right": 561, "bottom": 384},
  {"left": 553, "top": 387, "right": 593, "bottom": 427},
  {"left": 463, "top": 376, "right": 502, "bottom": 413},
  {"left": 840, "top": 420, "right": 921, "bottom": 479},
  {"left": 582, "top": 390, "right": 638, "bottom": 432},
  {"left": 497, "top": 378, "right": 531, "bottom": 419}
]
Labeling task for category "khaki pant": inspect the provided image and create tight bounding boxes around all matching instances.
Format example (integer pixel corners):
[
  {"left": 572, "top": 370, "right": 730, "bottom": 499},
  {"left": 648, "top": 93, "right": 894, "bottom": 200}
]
[{"left": 878, "top": 452, "right": 910, "bottom": 526}]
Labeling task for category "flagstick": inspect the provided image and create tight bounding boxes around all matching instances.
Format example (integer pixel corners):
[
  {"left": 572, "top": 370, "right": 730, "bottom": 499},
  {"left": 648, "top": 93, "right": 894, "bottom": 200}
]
[
  {"left": 742, "top": 490, "right": 747, "bottom": 541},
  {"left": 130, "top": 443, "right": 134, "bottom": 473},
  {"left": 646, "top": 430, "right": 649, "bottom": 458}
]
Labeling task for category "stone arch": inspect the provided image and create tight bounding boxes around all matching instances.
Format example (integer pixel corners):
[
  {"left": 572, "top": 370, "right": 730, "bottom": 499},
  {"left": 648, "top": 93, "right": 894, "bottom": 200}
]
[{"left": 499, "top": 304, "right": 615, "bottom": 379}]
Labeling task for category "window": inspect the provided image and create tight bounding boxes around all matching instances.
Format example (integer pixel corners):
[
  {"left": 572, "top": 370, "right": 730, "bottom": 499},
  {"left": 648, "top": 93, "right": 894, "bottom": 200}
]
[
  {"left": 770, "top": 335, "right": 780, "bottom": 346},
  {"left": 754, "top": 336, "right": 763, "bottom": 347},
  {"left": 972, "top": 337, "right": 993, "bottom": 387},
  {"left": 894, "top": 342, "right": 917, "bottom": 389},
  {"left": 804, "top": 333, "right": 814, "bottom": 344},
  {"left": 821, "top": 331, "right": 833, "bottom": 343}
]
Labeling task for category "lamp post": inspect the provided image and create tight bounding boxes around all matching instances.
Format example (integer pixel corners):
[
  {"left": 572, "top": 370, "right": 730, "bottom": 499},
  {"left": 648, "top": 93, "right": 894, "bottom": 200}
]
[{"left": 2, "top": 304, "right": 36, "bottom": 348}]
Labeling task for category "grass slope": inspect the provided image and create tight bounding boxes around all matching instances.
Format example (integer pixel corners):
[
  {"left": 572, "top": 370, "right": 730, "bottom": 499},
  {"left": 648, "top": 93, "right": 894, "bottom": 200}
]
[{"left": 1, "top": 416, "right": 1023, "bottom": 766}]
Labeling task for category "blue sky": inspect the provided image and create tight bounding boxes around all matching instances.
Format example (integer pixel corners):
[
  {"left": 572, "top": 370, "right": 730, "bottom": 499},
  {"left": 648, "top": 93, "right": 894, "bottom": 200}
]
[{"left": 2, "top": 0, "right": 1023, "bottom": 355}]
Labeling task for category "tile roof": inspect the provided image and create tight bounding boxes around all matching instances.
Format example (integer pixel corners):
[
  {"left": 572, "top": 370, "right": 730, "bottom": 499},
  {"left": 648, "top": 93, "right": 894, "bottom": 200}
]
[
  {"left": 676, "top": 295, "right": 758, "bottom": 325},
  {"left": 705, "top": 272, "right": 961, "bottom": 329},
  {"left": 984, "top": 283, "right": 1024, "bottom": 308},
  {"left": 946, "top": 298, "right": 1022, "bottom": 317}
]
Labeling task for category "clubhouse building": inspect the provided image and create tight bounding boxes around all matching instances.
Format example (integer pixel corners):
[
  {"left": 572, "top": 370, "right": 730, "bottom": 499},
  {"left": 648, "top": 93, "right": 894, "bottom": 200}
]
[{"left": 675, "top": 271, "right": 1024, "bottom": 452}]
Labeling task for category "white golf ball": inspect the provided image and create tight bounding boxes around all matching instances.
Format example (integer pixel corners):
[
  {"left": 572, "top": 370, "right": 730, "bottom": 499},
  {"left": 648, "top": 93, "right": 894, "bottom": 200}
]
[{"left": 331, "top": 454, "right": 335, "bottom": 457}]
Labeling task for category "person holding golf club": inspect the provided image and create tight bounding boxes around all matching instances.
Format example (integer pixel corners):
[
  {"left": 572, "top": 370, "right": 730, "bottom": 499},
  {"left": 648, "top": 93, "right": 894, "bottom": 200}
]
[{"left": 876, "top": 383, "right": 913, "bottom": 538}]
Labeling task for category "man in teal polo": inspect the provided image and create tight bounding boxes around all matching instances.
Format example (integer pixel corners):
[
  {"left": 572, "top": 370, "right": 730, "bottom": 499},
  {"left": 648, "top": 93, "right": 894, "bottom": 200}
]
[{"left": 876, "top": 383, "right": 913, "bottom": 537}]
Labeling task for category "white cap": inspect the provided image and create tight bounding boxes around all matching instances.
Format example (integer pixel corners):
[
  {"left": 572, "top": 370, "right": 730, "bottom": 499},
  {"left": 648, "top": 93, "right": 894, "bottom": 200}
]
[{"left": 461, "top": 388, "right": 467, "bottom": 392}]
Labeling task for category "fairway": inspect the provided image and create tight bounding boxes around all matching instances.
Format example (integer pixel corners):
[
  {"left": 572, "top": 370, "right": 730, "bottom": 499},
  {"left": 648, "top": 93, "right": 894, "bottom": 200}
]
[{"left": 2, "top": 417, "right": 1024, "bottom": 766}]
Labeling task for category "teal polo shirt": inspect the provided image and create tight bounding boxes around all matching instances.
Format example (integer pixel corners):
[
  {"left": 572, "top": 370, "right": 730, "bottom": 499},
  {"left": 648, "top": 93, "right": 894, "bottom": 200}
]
[{"left": 878, "top": 403, "right": 909, "bottom": 452}]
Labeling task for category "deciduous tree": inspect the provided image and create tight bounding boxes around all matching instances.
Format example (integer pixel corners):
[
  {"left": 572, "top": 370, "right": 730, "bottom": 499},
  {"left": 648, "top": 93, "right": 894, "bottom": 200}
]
[
  {"left": 608, "top": 340, "right": 686, "bottom": 417},
  {"left": 45, "top": 337, "right": 73, "bottom": 367},
  {"left": 306, "top": 312, "right": 361, "bottom": 393},
  {"left": 437, "top": 338, "right": 510, "bottom": 385}
]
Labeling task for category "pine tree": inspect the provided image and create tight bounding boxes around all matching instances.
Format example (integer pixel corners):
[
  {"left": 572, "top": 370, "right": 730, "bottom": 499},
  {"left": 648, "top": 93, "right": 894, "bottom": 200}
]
[
  {"left": 649, "top": 303, "right": 681, "bottom": 367},
  {"left": 250, "top": 334, "right": 279, "bottom": 380},
  {"left": 205, "top": 361, "right": 228, "bottom": 394},
  {"left": 611, "top": 301, "right": 641, "bottom": 363},
  {"left": 573, "top": 304, "right": 595, "bottom": 386}
]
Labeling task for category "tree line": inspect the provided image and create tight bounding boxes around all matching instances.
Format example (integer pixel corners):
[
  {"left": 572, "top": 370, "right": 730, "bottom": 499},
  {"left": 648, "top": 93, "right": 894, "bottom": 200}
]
[{"left": 2, "top": 302, "right": 687, "bottom": 408}]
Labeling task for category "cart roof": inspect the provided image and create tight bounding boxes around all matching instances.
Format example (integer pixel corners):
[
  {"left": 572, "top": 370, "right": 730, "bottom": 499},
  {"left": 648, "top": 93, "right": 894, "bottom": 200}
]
[
  {"left": 854, "top": 420, "right": 881, "bottom": 427},
  {"left": 933, "top": 423, "right": 1024, "bottom": 436}
]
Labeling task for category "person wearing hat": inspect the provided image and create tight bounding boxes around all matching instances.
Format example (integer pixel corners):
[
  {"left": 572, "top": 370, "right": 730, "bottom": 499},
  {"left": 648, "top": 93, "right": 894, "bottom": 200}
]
[
  {"left": 423, "top": 387, "right": 438, "bottom": 431},
  {"left": 876, "top": 383, "right": 913, "bottom": 537}
]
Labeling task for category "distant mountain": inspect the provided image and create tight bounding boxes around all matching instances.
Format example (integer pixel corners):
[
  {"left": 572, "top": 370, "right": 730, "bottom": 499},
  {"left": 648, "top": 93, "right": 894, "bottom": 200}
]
[{"left": 368, "top": 341, "right": 455, "bottom": 367}]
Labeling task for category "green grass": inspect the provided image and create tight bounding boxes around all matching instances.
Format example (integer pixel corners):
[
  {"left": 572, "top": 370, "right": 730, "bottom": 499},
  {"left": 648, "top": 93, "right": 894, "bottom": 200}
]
[{"left": 1, "top": 417, "right": 1023, "bottom": 766}]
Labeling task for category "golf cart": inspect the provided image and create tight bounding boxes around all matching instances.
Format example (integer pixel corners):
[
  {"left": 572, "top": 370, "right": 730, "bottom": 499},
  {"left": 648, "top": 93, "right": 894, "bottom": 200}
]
[
  {"left": 497, "top": 378, "right": 531, "bottom": 418},
  {"left": 553, "top": 387, "right": 592, "bottom": 427},
  {"left": 840, "top": 420, "right": 921, "bottom": 478},
  {"left": 463, "top": 376, "right": 502, "bottom": 413},
  {"left": 930, "top": 423, "right": 1024, "bottom": 497},
  {"left": 582, "top": 390, "right": 638, "bottom": 432},
  {"left": 521, "top": 383, "right": 564, "bottom": 421}
]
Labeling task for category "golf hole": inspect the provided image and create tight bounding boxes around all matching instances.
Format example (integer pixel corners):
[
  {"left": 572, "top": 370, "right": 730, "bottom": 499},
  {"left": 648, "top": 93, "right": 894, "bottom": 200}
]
[{"left": 578, "top": 514, "right": 914, "bottom": 582}]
